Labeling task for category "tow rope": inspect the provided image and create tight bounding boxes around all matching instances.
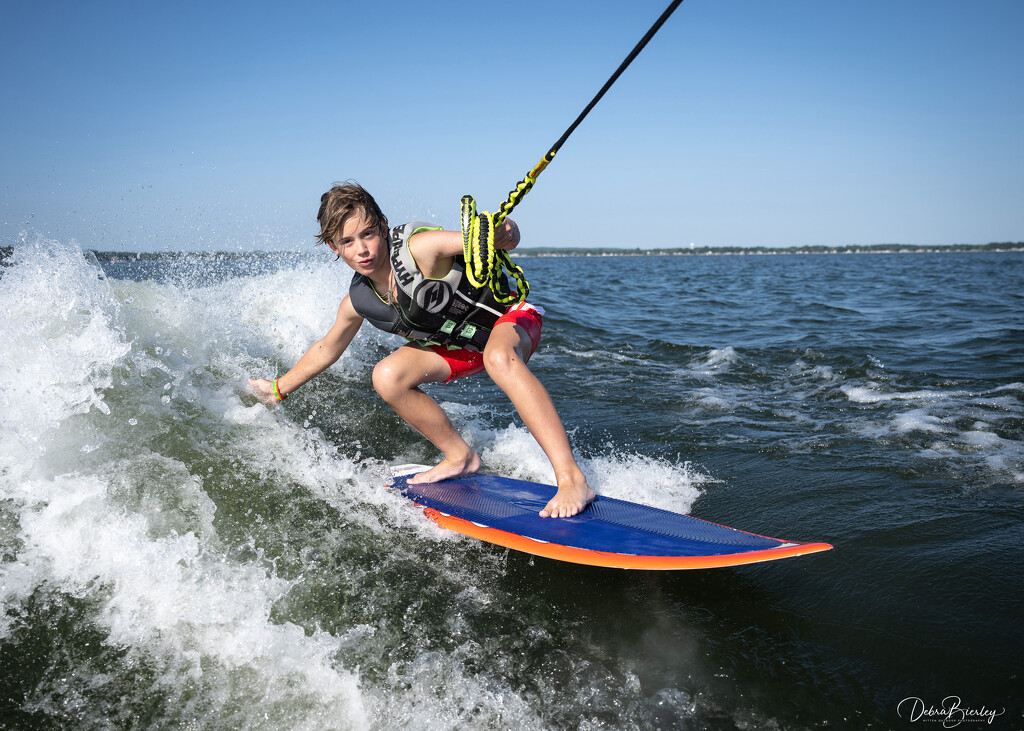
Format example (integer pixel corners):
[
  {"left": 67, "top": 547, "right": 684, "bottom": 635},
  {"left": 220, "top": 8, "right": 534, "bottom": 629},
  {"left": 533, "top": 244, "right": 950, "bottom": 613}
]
[
  {"left": 460, "top": 196, "right": 528, "bottom": 305},
  {"left": 460, "top": 0, "right": 685, "bottom": 305}
]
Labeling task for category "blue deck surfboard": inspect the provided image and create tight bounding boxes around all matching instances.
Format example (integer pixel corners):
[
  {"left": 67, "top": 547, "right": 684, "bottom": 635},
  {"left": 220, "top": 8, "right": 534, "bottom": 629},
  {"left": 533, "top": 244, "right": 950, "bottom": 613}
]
[{"left": 390, "top": 467, "right": 832, "bottom": 569}]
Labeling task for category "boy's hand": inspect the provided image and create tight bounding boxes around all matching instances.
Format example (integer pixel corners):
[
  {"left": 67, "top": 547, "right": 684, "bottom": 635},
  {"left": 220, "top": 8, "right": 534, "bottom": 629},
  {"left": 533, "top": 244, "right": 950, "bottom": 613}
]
[
  {"left": 247, "top": 378, "right": 278, "bottom": 405},
  {"left": 493, "top": 217, "right": 520, "bottom": 251}
]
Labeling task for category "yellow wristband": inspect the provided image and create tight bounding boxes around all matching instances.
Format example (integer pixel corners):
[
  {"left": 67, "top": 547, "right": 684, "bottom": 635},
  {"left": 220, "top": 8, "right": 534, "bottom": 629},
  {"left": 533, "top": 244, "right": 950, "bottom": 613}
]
[{"left": 272, "top": 379, "right": 287, "bottom": 401}]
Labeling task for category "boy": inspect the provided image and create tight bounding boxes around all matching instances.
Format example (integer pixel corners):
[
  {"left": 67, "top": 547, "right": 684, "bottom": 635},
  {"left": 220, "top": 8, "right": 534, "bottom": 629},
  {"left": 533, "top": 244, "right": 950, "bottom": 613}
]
[{"left": 249, "top": 182, "right": 594, "bottom": 518}]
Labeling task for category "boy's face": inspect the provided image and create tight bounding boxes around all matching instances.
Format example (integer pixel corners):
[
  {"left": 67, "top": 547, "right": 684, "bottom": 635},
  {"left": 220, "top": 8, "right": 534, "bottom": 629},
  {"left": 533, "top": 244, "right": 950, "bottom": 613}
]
[{"left": 327, "top": 209, "right": 388, "bottom": 277}]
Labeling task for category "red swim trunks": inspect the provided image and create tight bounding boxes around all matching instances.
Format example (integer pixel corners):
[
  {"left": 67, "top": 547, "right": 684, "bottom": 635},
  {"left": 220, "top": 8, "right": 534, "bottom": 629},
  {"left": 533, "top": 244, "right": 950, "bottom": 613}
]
[{"left": 429, "top": 302, "right": 544, "bottom": 383}]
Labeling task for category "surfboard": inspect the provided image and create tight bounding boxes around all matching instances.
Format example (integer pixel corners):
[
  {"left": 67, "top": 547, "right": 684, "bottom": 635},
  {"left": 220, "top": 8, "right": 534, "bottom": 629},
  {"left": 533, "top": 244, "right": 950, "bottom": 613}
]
[{"left": 390, "top": 466, "right": 832, "bottom": 569}]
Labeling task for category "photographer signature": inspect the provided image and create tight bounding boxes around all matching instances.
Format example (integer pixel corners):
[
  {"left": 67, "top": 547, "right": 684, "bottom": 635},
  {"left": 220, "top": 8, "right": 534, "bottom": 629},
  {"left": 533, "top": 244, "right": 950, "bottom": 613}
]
[{"left": 897, "top": 696, "right": 1005, "bottom": 727}]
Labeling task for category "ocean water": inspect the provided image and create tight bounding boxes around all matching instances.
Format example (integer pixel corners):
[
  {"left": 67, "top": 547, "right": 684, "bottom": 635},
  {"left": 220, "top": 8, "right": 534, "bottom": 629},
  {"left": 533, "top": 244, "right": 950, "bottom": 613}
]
[{"left": 1, "top": 238, "right": 1021, "bottom": 730}]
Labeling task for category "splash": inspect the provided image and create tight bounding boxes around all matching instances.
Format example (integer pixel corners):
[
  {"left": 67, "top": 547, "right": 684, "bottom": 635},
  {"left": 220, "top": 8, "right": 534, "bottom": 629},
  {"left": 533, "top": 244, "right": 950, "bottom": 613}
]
[{"left": 0, "top": 238, "right": 371, "bottom": 728}]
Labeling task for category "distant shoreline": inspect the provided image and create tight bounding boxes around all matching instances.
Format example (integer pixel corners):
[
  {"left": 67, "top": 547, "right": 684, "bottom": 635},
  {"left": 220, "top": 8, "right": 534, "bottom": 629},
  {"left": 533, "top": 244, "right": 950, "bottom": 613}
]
[
  {"left": 514, "top": 242, "right": 1024, "bottom": 257},
  {"left": 2, "top": 242, "right": 1022, "bottom": 265}
]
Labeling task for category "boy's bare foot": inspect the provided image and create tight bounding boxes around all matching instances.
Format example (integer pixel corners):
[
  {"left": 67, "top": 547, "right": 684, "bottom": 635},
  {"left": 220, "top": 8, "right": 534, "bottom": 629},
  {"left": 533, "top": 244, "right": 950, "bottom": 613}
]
[
  {"left": 539, "top": 473, "right": 595, "bottom": 518},
  {"left": 407, "top": 451, "right": 481, "bottom": 484}
]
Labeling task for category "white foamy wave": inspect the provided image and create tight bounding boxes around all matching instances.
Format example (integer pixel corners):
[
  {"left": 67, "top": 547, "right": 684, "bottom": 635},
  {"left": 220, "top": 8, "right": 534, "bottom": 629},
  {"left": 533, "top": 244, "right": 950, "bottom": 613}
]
[
  {"left": 0, "top": 240, "right": 373, "bottom": 727},
  {"left": 670, "top": 346, "right": 743, "bottom": 383},
  {"left": 367, "top": 649, "right": 544, "bottom": 729},
  {"left": 840, "top": 384, "right": 960, "bottom": 404},
  {"left": 927, "top": 427, "right": 1024, "bottom": 483},
  {"left": 583, "top": 452, "right": 712, "bottom": 515},
  {"left": 891, "top": 409, "right": 948, "bottom": 434},
  {"left": 219, "top": 395, "right": 450, "bottom": 543},
  {"left": 693, "top": 387, "right": 737, "bottom": 412},
  {"left": 790, "top": 359, "right": 837, "bottom": 382},
  {"left": 477, "top": 422, "right": 709, "bottom": 515},
  {"left": 552, "top": 345, "right": 650, "bottom": 366},
  {"left": 0, "top": 238, "right": 130, "bottom": 473},
  {"left": 9, "top": 472, "right": 368, "bottom": 729},
  {"left": 232, "top": 261, "right": 398, "bottom": 371},
  {"left": 839, "top": 377, "right": 1024, "bottom": 483},
  {"left": 477, "top": 421, "right": 555, "bottom": 482},
  {"left": 690, "top": 346, "right": 741, "bottom": 373}
]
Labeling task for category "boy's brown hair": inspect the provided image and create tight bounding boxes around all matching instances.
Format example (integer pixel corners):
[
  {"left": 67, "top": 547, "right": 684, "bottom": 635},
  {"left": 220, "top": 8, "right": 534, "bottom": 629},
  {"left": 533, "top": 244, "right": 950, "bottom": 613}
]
[{"left": 316, "top": 182, "right": 388, "bottom": 247}]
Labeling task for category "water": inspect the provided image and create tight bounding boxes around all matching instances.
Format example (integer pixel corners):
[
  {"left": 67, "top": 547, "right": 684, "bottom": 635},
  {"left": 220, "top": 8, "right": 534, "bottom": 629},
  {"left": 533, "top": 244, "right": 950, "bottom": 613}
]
[{"left": 1, "top": 238, "right": 1021, "bottom": 729}]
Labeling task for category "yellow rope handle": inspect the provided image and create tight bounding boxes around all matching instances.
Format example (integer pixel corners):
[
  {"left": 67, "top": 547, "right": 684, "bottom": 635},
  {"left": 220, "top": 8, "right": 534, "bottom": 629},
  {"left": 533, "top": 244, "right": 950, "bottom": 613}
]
[
  {"left": 460, "top": 194, "right": 529, "bottom": 305},
  {"left": 494, "top": 249, "right": 529, "bottom": 305},
  {"left": 495, "top": 151, "right": 555, "bottom": 226},
  {"left": 460, "top": 195, "right": 492, "bottom": 289},
  {"left": 458, "top": 150, "right": 555, "bottom": 306}
]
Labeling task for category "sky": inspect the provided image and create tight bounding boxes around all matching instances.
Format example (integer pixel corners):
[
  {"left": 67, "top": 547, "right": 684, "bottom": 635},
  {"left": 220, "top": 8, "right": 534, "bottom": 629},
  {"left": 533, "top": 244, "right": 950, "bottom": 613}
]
[{"left": 2, "top": 0, "right": 1022, "bottom": 252}]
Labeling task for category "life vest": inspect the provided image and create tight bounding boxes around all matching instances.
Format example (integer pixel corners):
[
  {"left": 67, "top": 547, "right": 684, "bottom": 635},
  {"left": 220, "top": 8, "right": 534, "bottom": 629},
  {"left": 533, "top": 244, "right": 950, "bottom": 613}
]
[{"left": 347, "top": 222, "right": 509, "bottom": 350}]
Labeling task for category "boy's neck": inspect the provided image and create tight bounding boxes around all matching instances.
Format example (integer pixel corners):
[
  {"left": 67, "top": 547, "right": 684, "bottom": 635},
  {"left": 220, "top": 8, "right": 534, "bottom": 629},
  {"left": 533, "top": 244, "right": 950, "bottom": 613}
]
[{"left": 368, "top": 259, "right": 392, "bottom": 292}]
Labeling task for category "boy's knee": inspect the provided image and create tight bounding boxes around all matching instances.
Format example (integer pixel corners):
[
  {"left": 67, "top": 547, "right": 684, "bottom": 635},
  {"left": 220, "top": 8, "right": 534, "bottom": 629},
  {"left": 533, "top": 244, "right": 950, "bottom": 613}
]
[
  {"left": 483, "top": 345, "right": 518, "bottom": 378},
  {"left": 372, "top": 361, "right": 401, "bottom": 402}
]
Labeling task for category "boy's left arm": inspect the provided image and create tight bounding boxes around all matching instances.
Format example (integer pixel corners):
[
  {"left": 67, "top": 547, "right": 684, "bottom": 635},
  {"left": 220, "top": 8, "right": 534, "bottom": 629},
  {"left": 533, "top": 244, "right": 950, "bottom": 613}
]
[{"left": 409, "top": 218, "right": 519, "bottom": 279}]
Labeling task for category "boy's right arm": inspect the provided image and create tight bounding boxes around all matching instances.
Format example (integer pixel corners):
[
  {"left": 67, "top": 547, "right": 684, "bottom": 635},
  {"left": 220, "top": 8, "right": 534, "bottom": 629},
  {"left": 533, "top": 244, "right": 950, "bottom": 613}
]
[
  {"left": 408, "top": 217, "right": 520, "bottom": 279},
  {"left": 248, "top": 295, "right": 363, "bottom": 404}
]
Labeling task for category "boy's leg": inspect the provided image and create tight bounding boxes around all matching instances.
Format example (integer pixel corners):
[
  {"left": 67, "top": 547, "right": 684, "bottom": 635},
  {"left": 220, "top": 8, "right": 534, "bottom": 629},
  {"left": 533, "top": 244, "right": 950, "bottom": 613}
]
[
  {"left": 372, "top": 344, "right": 481, "bottom": 483},
  {"left": 482, "top": 321, "right": 595, "bottom": 518}
]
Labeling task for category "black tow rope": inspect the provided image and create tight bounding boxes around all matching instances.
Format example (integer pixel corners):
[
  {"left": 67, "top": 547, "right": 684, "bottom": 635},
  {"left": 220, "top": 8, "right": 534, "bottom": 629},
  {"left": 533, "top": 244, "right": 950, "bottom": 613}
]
[{"left": 461, "top": 0, "right": 686, "bottom": 305}]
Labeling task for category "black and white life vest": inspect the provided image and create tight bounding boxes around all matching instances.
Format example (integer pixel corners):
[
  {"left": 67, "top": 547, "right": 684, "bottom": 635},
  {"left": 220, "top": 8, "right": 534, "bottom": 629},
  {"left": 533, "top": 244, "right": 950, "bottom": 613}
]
[{"left": 348, "top": 222, "right": 509, "bottom": 350}]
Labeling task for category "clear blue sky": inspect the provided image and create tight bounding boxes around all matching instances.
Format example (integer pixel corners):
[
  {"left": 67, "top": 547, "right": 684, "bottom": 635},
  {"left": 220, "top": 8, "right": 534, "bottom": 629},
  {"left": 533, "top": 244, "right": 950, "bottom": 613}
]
[{"left": 2, "top": 0, "right": 1022, "bottom": 251}]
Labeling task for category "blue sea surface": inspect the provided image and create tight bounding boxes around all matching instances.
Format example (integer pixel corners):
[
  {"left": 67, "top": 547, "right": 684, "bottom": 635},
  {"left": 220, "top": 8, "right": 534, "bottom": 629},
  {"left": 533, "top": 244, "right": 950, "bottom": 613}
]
[{"left": 1, "top": 241, "right": 1021, "bottom": 729}]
